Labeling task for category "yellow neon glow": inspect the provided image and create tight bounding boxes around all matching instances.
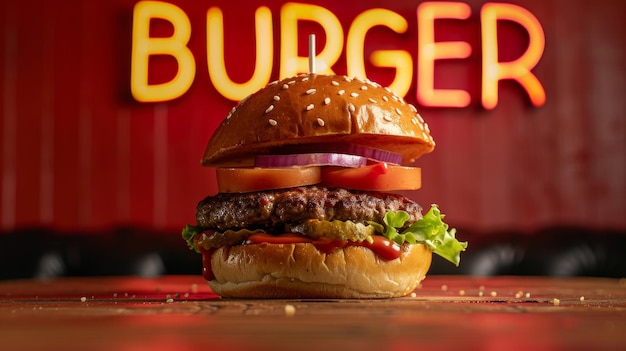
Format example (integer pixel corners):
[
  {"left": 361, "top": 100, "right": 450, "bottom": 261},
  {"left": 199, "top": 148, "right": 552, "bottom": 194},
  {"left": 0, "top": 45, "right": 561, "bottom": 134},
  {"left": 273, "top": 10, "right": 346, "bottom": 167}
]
[
  {"left": 130, "top": 1, "right": 195, "bottom": 102},
  {"left": 481, "top": 3, "right": 546, "bottom": 109},
  {"left": 370, "top": 51, "right": 413, "bottom": 97},
  {"left": 346, "top": 9, "right": 412, "bottom": 97},
  {"left": 417, "top": 2, "right": 472, "bottom": 108},
  {"left": 279, "top": 3, "right": 342, "bottom": 78},
  {"left": 207, "top": 6, "right": 273, "bottom": 101}
]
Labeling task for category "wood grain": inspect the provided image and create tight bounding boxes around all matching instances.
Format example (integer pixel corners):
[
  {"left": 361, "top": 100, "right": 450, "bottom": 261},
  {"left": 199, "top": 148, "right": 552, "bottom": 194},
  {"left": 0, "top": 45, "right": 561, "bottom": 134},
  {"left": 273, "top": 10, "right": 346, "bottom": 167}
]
[{"left": 1, "top": 275, "right": 624, "bottom": 350}]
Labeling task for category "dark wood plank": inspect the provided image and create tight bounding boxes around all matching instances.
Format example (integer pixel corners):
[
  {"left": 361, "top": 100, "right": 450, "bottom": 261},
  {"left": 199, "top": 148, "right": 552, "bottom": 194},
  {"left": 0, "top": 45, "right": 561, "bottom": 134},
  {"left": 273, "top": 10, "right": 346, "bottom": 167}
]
[{"left": 1, "top": 275, "right": 624, "bottom": 350}]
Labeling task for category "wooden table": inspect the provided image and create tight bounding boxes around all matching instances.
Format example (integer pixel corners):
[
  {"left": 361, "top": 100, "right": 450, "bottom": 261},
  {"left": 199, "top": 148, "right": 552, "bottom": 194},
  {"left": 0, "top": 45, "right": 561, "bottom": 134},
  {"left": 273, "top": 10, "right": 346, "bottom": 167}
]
[{"left": 1, "top": 275, "right": 624, "bottom": 350}]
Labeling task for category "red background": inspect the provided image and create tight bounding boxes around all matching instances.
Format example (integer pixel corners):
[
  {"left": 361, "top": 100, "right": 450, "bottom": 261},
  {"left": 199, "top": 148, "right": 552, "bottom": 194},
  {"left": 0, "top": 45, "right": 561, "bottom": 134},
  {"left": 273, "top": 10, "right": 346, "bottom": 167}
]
[{"left": 1, "top": 0, "right": 624, "bottom": 236}]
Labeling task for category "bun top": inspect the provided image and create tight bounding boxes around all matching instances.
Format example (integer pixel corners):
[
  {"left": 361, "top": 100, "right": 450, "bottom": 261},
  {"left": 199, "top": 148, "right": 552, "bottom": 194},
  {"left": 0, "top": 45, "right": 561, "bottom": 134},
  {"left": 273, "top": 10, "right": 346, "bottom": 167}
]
[{"left": 202, "top": 74, "right": 435, "bottom": 167}]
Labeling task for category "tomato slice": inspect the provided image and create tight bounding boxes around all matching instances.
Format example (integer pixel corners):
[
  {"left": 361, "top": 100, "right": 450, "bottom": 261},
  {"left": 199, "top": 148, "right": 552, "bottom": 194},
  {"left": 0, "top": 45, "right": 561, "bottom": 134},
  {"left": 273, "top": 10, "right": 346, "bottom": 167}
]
[
  {"left": 320, "top": 162, "right": 421, "bottom": 191},
  {"left": 216, "top": 166, "right": 321, "bottom": 193}
]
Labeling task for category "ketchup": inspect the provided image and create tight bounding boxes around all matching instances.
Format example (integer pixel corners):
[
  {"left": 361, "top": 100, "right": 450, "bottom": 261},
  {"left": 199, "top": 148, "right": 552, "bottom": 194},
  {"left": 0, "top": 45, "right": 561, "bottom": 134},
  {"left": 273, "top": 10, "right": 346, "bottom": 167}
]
[
  {"left": 200, "top": 247, "right": 215, "bottom": 281},
  {"left": 247, "top": 233, "right": 402, "bottom": 260},
  {"left": 349, "top": 235, "right": 402, "bottom": 260}
]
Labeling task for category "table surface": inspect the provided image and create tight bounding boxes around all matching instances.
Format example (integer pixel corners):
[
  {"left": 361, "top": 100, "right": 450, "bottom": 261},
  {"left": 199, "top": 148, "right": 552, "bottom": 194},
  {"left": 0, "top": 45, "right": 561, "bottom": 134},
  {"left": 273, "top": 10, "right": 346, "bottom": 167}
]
[{"left": 1, "top": 275, "right": 625, "bottom": 350}]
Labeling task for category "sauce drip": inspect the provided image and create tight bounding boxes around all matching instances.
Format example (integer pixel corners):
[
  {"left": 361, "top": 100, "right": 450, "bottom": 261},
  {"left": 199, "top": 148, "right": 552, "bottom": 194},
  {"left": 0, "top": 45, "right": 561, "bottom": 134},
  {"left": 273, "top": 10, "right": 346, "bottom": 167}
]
[{"left": 200, "top": 247, "right": 215, "bottom": 281}]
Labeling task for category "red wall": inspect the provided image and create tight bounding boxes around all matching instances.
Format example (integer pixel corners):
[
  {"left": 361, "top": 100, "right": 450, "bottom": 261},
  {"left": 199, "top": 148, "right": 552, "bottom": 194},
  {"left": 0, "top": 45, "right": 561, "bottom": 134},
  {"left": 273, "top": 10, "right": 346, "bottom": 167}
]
[{"left": 1, "top": 0, "right": 624, "bottom": 234}]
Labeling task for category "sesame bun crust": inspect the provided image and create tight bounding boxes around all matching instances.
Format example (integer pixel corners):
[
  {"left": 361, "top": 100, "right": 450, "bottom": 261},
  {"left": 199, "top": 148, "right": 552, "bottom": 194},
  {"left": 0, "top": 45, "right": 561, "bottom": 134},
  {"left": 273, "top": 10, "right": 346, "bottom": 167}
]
[
  {"left": 207, "top": 242, "right": 432, "bottom": 299},
  {"left": 202, "top": 74, "right": 435, "bottom": 167}
]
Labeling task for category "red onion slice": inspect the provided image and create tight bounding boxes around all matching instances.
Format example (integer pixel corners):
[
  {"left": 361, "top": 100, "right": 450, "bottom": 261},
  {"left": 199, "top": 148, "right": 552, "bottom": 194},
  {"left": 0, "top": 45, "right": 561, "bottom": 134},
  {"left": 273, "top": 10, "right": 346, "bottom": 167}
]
[
  {"left": 270, "top": 143, "right": 403, "bottom": 165},
  {"left": 255, "top": 153, "right": 368, "bottom": 168}
]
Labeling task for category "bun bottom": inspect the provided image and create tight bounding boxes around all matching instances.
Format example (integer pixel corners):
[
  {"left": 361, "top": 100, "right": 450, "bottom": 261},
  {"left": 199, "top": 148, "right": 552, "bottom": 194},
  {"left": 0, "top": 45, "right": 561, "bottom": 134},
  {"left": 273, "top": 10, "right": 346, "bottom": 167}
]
[{"left": 207, "top": 242, "right": 432, "bottom": 299}]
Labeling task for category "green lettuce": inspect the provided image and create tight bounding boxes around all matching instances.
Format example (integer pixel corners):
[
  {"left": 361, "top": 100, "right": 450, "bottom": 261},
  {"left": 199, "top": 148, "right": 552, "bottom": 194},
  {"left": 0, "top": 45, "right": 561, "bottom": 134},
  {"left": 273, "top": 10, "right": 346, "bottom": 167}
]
[
  {"left": 182, "top": 224, "right": 205, "bottom": 253},
  {"left": 368, "top": 204, "right": 467, "bottom": 266}
]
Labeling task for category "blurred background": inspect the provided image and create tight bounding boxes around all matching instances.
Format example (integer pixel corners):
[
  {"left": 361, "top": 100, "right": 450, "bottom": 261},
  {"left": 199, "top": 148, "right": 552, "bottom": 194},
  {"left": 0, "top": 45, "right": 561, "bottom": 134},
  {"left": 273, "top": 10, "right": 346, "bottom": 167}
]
[{"left": 1, "top": 0, "right": 624, "bottom": 280}]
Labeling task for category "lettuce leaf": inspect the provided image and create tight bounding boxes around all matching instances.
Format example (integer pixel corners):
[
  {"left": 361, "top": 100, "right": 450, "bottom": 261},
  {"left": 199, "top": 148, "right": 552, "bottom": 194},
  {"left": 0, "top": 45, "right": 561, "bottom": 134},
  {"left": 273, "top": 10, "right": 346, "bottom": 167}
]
[
  {"left": 368, "top": 204, "right": 467, "bottom": 266},
  {"left": 182, "top": 224, "right": 206, "bottom": 253}
]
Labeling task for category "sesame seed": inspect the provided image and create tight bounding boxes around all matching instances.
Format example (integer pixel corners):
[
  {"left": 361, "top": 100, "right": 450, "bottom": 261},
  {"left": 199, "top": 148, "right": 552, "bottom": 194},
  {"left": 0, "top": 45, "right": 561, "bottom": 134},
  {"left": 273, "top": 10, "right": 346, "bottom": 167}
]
[
  {"left": 410, "top": 292, "right": 417, "bottom": 298},
  {"left": 80, "top": 297, "right": 87, "bottom": 302},
  {"left": 273, "top": 95, "right": 280, "bottom": 101},
  {"left": 268, "top": 119, "right": 277, "bottom": 126},
  {"left": 382, "top": 96, "right": 389, "bottom": 102},
  {"left": 323, "top": 97, "right": 331, "bottom": 105},
  {"left": 478, "top": 291, "right": 484, "bottom": 297},
  {"left": 490, "top": 291, "right": 498, "bottom": 297},
  {"left": 552, "top": 298, "right": 560, "bottom": 306},
  {"left": 350, "top": 92, "right": 359, "bottom": 97},
  {"left": 344, "top": 76, "right": 352, "bottom": 82},
  {"left": 395, "top": 107, "right": 402, "bottom": 115},
  {"left": 288, "top": 80, "right": 296, "bottom": 85},
  {"left": 422, "top": 132, "right": 428, "bottom": 140},
  {"left": 302, "top": 77, "right": 309, "bottom": 82},
  {"left": 424, "top": 123, "right": 430, "bottom": 133},
  {"left": 226, "top": 107, "right": 236, "bottom": 119},
  {"left": 579, "top": 296, "right": 585, "bottom": 301},
  {"left": 282, "top": 84, "right": 289, "bottom": 90},
  {"left": 306, "top": 104, "right": 314, "bottom": 111},
  {"left": 331, "top": 81, "right": 339, "bottom": 86},
  {"left": 515, "top": 291, "right": 524, "bottom": 298},
  {"left": 306, "top": 88, "right": 316, "bottom": 95},
  {"left": 348, "top": 103, "right": 355, "bottom": 112},
  {"left": 316, "top": 118, "right": 325, "bottom": 126},
  {"left": 384, "top": 87, "right": 392, "bottom": 93},
  {"left": 368, "top": 98, "right": 377, "bottom": 103},
  {"left": 265, "top": 105, "right": 274, "bottom": 113},
  {"left": 416, "top": 113, "right": 424, "bottom": 123},
  {"left": 383, "top": 115, "right": 393, "bottom": 122},
  {"left": 360, "top": 85, "right": 368, "bottom": 90},
  {"left": 268, "top": 80, "right": 278, "bottom": 86},
  {"left": 411, "top": 117, "right": 419, "bottom": 125},
  {"left": 409, "top": 104, "right": 417, "bottom": 113},
  {"left": 338, "top": 90, "right": 345, "bottom": 95},
  {"left": 441, "top": 285, "right": 448, "bottom": 291},
  {"left": 459, "top": 290, "right": 466, "bottom": 296}
]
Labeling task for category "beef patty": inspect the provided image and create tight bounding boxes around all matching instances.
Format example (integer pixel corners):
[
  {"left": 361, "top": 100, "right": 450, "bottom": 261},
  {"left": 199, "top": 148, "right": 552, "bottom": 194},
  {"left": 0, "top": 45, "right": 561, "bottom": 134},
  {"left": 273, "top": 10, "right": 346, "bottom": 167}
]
[{"left": 196, "top": 186, "right": 423, "bottom": 232}]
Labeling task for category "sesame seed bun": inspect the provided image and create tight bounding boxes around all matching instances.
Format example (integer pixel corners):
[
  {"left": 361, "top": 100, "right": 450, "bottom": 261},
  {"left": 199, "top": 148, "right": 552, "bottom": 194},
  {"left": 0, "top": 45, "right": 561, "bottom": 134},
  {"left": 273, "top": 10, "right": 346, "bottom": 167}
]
[
  {"left": 202, "top": 74, "right": 435, "bottom": 167},
  {"left": 208, "top": 242, "right": 432, "bottom": 299}
]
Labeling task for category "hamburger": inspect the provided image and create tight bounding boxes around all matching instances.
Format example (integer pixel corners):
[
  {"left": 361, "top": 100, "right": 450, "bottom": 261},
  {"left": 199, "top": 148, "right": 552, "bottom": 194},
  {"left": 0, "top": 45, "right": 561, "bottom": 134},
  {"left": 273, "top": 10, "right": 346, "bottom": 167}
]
[{"left": 182, "top": 73, "right": 467, "bottom": 298}]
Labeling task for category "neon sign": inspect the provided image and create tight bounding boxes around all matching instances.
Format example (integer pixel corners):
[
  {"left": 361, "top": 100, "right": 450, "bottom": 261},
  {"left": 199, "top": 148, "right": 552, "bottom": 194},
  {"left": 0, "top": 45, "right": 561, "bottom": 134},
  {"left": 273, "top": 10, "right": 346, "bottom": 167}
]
[{"left": 130, "top": 1, "right": 546, "bottom": 109}]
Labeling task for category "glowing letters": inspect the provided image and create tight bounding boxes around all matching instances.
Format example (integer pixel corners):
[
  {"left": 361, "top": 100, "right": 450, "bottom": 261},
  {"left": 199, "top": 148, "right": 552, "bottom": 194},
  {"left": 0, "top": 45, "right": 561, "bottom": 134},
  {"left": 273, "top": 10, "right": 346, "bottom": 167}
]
[
  {"left": 129, "top": 1, "right": 546, "bottom": 109},
  {"left": 207, "top": 6, "right": 274, "bottom": 101},
  {"left": 130, "top": 1, "right": 195, "bottom": 102},
  {"left": 417, "top": 2, "right": 472, "bottom": 108},
  {"left": 481, "top": 3, "right": 546, "bottom": 109},
  {"left": 347, "top": 9, "right": 412, "bottom": 98}
]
